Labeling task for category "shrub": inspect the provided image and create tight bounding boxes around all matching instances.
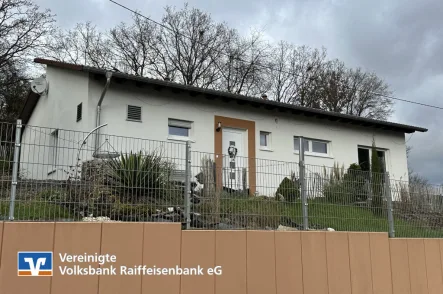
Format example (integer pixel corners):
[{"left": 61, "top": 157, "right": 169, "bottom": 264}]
[
  {"left": 38, "top": 189, "right": 67, "bottom": 202},
  {"left": 276, "top": 177, "right": 300, "bottom": 202},
  {"left": 346, "top": 164, "right": 369, "bottom": 202},
  {"left": 323, "top": 163, "right": 369, "bottom": 204},
  {"left": 371, "top": 139, "right": 384, "bottom": 216},
  {"left": 0, "top": 157, "right": 12, "bottom": 175},
  {"left": 105, "top": 151, "right": 176, "bottom": 201}
]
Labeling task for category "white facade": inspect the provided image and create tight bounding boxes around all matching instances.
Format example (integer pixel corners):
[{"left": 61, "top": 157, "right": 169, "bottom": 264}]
[{"left": 20, "top": 65, "right": 411, "bottom": 196}]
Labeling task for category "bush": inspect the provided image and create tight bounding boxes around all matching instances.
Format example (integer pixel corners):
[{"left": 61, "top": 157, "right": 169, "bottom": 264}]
[
  {"left": 105, "top": 151, "right": 176, "bottom": 201},
  {"left": 38, "top": 189, "right": 67, "bottom": 203},
  {"left": 0, "top": 157, "right": 12, "bottom": 175},
  {"left": 276, "top": 177, "right": 300, "bottom": 202},
  {"left": 346, "top": 164, "right": 369, "bottom": 202},
  {"left": 371, "top": 139, "right": 385, "bottom": 216},
  {"left": 323, "top": 163, "right": 369, "bottom": 204}
]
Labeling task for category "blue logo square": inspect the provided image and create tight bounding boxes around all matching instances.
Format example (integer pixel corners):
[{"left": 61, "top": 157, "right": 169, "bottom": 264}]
[{"left": 17, "top": 251, "right": 53, "bottom": 276}]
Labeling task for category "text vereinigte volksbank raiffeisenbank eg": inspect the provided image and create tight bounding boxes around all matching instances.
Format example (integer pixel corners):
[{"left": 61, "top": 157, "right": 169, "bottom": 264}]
[{"left": 58, "top": 253, "right": 223, "bottom": 276}]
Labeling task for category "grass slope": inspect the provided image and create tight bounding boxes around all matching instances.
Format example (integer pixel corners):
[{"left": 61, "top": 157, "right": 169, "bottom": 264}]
[{"left": 0, "top": 196, "right": 442, "bottom": 238}]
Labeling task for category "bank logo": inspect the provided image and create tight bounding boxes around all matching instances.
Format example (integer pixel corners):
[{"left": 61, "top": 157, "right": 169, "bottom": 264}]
[{"left": 18, "top": 252, "right": 53, "bottom": 276}]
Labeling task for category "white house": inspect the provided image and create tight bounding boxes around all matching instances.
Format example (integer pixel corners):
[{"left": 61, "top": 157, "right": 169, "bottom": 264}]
[{"left": 18, "top": 58, "right": 427, "bottom": 197}]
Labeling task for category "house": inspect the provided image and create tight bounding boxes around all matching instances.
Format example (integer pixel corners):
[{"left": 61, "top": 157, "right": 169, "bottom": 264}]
[{"left": 18, "top": 58, "right": 427, "bottom": 197}]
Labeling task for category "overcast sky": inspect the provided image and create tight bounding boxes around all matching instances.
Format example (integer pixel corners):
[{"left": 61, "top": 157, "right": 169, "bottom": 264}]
[{"left": 34, "top": 0, "right": 443, "bottom": 184}]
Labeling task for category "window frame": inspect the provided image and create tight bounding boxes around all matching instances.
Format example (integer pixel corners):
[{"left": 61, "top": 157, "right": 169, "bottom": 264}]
[
  {"left": 259, "top": 131, "right": 272, "bottom": 150},
  {"left": 167, "top": 118, "right": 194, "bottom": 142},
  {"left": 294, "top": 136, "right": 331, "bottom": 157},
  {"left": 357, "top": 145, "right": 388, "bottom": 173}
]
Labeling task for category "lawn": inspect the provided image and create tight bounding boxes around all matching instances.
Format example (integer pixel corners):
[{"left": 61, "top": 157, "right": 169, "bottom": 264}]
[
  {"left": 0, "top": 196, "right": 442, "bottom": 238},
  {"left": 0, "top": 199, "right": 75, "bottom": 221},
  {"left": 202, "top": 196, "right": 443, "bottom": 238}
]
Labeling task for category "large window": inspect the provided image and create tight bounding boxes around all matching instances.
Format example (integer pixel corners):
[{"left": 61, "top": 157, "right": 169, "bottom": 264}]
[
  {"left": 294, "top": 137, "right": 330, "bottom": 156},
  {"left": 358, "top": 147, "right": 386, "bottom": 172},
  {"left": 168, "top": 119, "right": 192, "bottom": 139}
]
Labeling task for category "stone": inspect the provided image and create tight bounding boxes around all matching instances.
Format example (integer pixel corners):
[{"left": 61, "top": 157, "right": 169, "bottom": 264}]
[
  {"left": 82, "top": 216, "right": 120, "bottom": 222},
  {"left": 276, "top": 193, "right": 285, "bottom": 201},
  {"left": 277, "top": 225, "right": 299, "bottom": 231},
  {"left": 215, "top": 223, "right": 235, "bottom": 230}
]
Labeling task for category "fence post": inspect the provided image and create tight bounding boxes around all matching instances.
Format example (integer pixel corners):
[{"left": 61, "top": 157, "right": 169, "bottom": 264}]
[
  {"left": 384, "top": 172, "right": 395, "bottom": 237},
  {"left": 9, "top": 119, "right": 22, "bottom": 221},
  {"left": 299, "top": 137, "right": 308, "bottom": 230},
  {"left": 184, "top": 141, "right": 191, "bottom": 230}
]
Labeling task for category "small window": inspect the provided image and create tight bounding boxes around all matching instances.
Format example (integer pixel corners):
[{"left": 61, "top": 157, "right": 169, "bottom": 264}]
[
  {"left": 168, "top": 119, "right": 192, "bottom": 138},
  {"left": 294, "top": 137, "right": 309, "bottom": 152},
  {"left": 50, "top": 129, "right": 59, "bottom": 166},
  {"left": 76, "top": 103, "right": 82, "bottom": 122},
  {"left": 127, "top": 105, "right": 142, "bottom": 121},
  {"left": 260, "top": 131, "right": 271, "bottom": 148}
]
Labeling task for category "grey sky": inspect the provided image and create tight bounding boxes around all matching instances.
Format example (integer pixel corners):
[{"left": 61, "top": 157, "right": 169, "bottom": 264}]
[{"left": 34, "top": 0, "right": 443, "bottom": 184}]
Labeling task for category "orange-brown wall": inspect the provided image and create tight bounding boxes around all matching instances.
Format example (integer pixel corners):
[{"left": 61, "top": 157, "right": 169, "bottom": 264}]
[{"left": 0, "top": 222, "right": 442, "bottom": 294}]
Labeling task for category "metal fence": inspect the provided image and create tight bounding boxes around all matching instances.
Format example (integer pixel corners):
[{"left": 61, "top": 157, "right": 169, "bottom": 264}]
[{"left": 0, "top": 120, "right": 442, "bottom": 237}]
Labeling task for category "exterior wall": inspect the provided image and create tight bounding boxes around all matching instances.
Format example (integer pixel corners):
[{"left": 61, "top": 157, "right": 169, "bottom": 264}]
[
  {"left": 20, "top": 67, "right": 409, "bottom": 197},
  {"left": 1, "top": 222, "right": 443, "bottom": 294},
  {"left": 20, "top": 67, "right": 90, "bottom": 180},
  {"left": 89, "top": 79, "right": 408, "bottom": 195}
]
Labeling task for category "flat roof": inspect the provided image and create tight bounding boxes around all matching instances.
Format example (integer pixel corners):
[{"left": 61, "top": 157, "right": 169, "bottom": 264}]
[{"left": 21, "top": 58, "right": 428, "bottom": 134}]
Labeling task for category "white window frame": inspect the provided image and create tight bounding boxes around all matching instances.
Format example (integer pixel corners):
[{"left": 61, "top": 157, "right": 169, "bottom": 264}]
[
  {"left": 357, "top": 145, "right": 388, "bottom": 172},
  {"left": 294, "top": 136, "right": 332, "bottom": 158},
  {"left": 259, "top": 131, "right": 272, "bottom": 151},
  {"left": 167, "top": 118, "right": 195, "bottom": 142}
]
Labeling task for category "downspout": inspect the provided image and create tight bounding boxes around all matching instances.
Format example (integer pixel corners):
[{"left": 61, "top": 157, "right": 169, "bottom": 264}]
[{"left": 95, "top": 71, "right": 113, "bottom": 150}]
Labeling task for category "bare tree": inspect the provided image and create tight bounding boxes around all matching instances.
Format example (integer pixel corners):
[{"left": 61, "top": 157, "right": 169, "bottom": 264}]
[
  {"left": 344, "top": 68, "right": 393, "bottom": 120},
  {"left": 214, "top": 29, "right": 269, "bottom": 96},
  {"left": 111, "top": 15, "right": 157, "bottom": 77},
  {"left": 267, "top": 43, "right": 327, "bottom": 104},
  {"left": 0, "top": 61, "right": 28, "bottom": 123},
  {"left": 44, "top": 2, "right": 394, "bottom": 120},
  {"left": 0, "top": 0, "right": 54, "bottom": 69},
  {"left": 48, "top": 22, "right": 115, "bottom": 69},
  {"left": 315, "top": 59, "right": 350, "bottom": 112},
  {"left": 157, "top": 4, "right": 231, "bottom": 87},
  {"left": 309, "top": 60, "right": 393, "bottom": 120}
]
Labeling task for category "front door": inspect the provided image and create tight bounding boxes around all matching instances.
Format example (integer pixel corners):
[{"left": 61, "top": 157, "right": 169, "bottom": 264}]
[{"left": 222, "top": 128, "right": 247, "bottom": 191}]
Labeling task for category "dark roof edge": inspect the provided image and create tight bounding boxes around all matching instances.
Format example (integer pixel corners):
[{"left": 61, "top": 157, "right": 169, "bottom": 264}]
[{"left": 31, "top": 58, "right": 428, "bottom": 134}]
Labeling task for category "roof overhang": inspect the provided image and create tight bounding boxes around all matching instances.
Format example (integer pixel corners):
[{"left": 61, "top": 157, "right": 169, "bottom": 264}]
[{"left": 20, "top": 58, "right": 428, "bottom": 134}]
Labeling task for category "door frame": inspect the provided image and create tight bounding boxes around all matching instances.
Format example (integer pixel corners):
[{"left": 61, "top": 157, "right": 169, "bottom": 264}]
[{"left": 214, "top": 115, "right": 256, "bottom": 196}]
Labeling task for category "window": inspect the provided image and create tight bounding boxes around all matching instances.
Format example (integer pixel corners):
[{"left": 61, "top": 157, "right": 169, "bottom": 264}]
[
  {"left": 127, "top": 105, "right": 142, "bottom": 121},
  {"left": 312, "top": 140, "right": 328, "bottom": 154},
  {"left": 168, "top": 119, "right": 192, "bottom": 138},
  {"left": 260, "top": 131, "right": 271, "bottom": 148},
  {"left": 76, "top": 103, "right": 82, "bottom": 122},
  {"left": 50, "top": 129, "right": 59, "bottom": 166},
  {"left": 294, "top": 137, "right": 330, "bottom": 156},
  {"left": 358, "top": 147, "right": 386, "bottom": 172},
  {"left": 294, "top": 137, "right": 309, "bottom": 152},
  {"left": 358, "top": 148, "right": 370, "bottom": 171}
]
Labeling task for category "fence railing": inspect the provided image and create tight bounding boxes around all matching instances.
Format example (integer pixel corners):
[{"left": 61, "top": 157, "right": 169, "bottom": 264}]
[{"left": 0, "top": 121, "right": 442, "bottom": 237}]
